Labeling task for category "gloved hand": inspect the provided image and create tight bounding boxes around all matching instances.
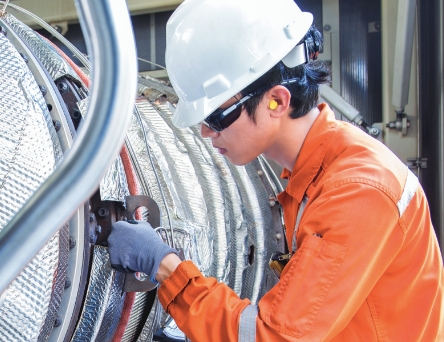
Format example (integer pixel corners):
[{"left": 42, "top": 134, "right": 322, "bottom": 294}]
[{"left": 107, "top": 220, "right": 178, "bottom": 283}]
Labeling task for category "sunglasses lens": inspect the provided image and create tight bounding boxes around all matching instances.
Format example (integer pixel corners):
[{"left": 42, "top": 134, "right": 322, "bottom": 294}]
[
  {"left": 220, "top": 106, "right": 242, "bottom": 130},
  {"left": 204, "top": 109, "right": 224, "bottom": 132},
  {"left": 204, "top": 105, "right": 243, "bottom": 132}
]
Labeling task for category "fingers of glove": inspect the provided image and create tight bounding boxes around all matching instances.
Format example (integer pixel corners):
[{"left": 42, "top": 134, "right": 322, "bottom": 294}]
[
  {"left": 107, "top": 220, "right": 178, "bottom": 278},
  {"left": 107, "top": 220, "right": 156, "bottom": 272},
  {"left": 108, "top": 220, "right": 159, "bottom": 248}
]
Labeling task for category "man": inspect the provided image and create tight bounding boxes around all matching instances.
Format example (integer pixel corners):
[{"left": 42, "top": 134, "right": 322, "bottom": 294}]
[{"left": 108, "top": 0, "right": 444, "bottom": 340}]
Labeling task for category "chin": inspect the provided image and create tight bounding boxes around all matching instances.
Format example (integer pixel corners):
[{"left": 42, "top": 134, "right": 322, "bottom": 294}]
[{"left": 225, "top": 154, "right": 256, "bottom": 166}]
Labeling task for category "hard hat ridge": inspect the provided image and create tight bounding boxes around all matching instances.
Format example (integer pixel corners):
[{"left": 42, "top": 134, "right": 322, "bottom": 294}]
[{"left": 166, "top": 0, "right": 313, "bottom": 128}]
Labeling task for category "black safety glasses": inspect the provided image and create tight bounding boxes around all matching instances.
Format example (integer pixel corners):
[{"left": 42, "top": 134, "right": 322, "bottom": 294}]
[
  {"left": 203, "top": 93, "right": 254, "bottom": 132},
  {"left": 202, "top": 77, "right": 299, "bottom": 132}
]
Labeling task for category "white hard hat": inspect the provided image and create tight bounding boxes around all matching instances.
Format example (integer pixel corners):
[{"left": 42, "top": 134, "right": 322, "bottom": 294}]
[{"left": 166, "top": 0, "right": 313, "bottom": 128}]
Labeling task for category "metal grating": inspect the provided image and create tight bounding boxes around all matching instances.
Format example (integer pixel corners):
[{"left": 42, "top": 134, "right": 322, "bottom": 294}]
[{"left": 339, "top": 0, "right": 382, "bottom": 126}]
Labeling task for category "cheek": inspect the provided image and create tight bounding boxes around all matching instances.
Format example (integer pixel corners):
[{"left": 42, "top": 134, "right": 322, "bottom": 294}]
[{"left": 225, "top": 135, "right": 261, "bottom": 165}]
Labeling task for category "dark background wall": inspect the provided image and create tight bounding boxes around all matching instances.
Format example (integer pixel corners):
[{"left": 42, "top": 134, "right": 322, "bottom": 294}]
[{"left": 339, "top": 0, "right": 382, "bottom": 126}]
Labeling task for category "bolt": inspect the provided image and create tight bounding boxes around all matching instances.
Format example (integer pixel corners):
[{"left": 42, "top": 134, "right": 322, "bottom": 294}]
[
  {"left": 95, "top": 225, "right": 102, "bottom": 234},
  {"left": 53, "top": 120, "right": 61, "bottom": 132},
  {"left": 69, "top": 236, "right": 76, "bottom": 249},
  {"left": 39, "top": 85, "right": 47, "bottom": 97},
  {"left": 269, "top": 200, "right": 276, "bottom": 207},
  {"left": 0, "top": 26, "right": 6, "bottom": 36},
  {"left": 323, "top": 24, "right": 332, "bottom": 32},
  {"left": 57, "top": 81, "right": 68, "bottom": 94},
  {"left": 369, "top": 127, "right": 379, "bottom": 137},
  {"left": 89, "top": 213, "right": 96, "bottom": 223},
  {"left": 257, "top": 170, "right": 264, "bottom": 176},
  {"left": 98, "top": 207, "right": 109, "bottom": 218},
  {"left": 54, "top": 316, "right": 62, "bottom": 328},
  {"left": 19, "top": 53, "right": 29, "bottom": 64},
  {"left": 276, "top": 233, "right": 282, "bottom": 240},
  {"left": 90, "top": 235, "right": 97, "bottom": 244},
  {"left": 64, "top": 277, "right": 71, "bottom": 289}
]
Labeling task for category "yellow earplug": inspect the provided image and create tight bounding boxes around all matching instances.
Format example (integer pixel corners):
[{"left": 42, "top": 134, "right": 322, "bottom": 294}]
[{"left": 269, "top": 100, "right": 278, "bottom": 110}]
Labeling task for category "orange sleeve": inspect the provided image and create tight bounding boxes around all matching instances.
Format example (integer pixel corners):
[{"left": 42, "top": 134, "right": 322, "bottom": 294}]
[
  {"left": 158, "top": 182, "right": 403, "bottom": 341},
  {"left": 158, "top": 261, "right": 251, "bottom": 341}
]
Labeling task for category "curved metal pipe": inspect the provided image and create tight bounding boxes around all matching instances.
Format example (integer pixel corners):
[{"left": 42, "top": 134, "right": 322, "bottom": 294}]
[{"left": 0, "top": 0, "right": 137, "bottom": 294}]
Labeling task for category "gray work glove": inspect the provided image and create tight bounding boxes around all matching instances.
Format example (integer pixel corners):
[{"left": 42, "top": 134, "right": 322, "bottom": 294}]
[{"left": 107, "top": 220, "right": 178, "bottom": 283}]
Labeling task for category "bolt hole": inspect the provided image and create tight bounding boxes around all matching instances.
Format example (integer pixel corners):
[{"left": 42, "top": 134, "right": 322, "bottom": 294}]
[
  {"left": 47, "top": 104, "right": 53, "bottom": 112},
  {"left": 133, "top": 206, "right": 149, "bottom": 221},
  {"left": 71, "top": 110, "right": 81, "bottom": 120},
  {"left": 248, "top": 245, "right": 255, "bottom": 265},
  {"left": 97, "top": 207, "right": 109, "bottom": 218}
]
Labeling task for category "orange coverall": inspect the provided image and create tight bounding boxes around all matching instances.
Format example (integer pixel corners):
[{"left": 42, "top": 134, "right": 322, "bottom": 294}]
[{"left": 158, "top": 104, "right": 444, "bottom": 341}]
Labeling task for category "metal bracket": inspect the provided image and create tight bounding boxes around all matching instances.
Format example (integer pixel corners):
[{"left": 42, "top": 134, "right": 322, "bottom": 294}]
[
  {"left": 123, "top": 273, "right": 157, "bottom": 293},
  {"left": 89, "top": 192, "right": 162, "bottom": 292},
  {"left": 364, "top": 122, "right": 383, "bottom": 142},
  {"left": 123, "top": 195, "right": 161, "bottom": 227},
  {"left": 54, "top": 76, "right": 88, "bottom": 130},
  {"left": 122, "top": 195, "right": 161, "bottom": 293},
  {"left": 407, "top": 158, "right": 427, "bottom": 169},
  {"left": 386, "top": 110, "right": 410, "bottom": 136},
  {"left": 91, "top": 193, "right": 162, "bottom": 246}
]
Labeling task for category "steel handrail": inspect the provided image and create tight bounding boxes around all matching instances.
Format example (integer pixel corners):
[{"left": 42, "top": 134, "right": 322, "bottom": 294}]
[{"left": 0, "top": 0, "right": 137, "bottom": 293}]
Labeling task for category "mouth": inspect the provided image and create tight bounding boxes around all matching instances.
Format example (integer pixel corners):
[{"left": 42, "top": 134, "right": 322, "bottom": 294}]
[{"left": 213, "top": 144, "right": 227, "bottom": 155}]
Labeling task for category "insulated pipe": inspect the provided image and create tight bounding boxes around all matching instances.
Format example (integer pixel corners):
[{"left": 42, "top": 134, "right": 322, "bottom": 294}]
[
  {"left": 392, "top": 0, "right": 416, "bottom": 112},
  {"left": 0, "top": 0, "right": 137, "bottom": 294}
]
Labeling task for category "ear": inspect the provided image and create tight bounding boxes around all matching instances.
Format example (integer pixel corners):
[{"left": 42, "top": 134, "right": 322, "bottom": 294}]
[{"left": 265, "top": 85, "right": 292, "bottom": 118}]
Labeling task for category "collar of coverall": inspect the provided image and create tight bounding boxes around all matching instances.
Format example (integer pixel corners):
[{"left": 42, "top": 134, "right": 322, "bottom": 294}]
[{"left": 279, "top": 103, "right": 341, "bottom": 203}]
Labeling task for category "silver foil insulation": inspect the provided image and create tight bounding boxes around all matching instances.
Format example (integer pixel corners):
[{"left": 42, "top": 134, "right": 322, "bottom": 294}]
[
  {"left": 0, "top": 32, "right": 64, "bottom": 341},
  {"left": 71, "top": 246, "right": 125, "bottom": 341},
  {"left": 77, "top": 97, "right": 131, "bottom": 204},
  {"left": 3, "top": 13, "right": 84, "bottom": 85}
]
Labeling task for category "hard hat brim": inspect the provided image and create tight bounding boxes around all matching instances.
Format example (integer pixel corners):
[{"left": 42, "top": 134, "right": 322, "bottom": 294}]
[{"left": 172, "top": 100, "right": 203, "bottom": 128}]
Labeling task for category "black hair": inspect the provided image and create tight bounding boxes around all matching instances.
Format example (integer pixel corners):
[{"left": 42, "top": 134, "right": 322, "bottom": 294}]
[{"left": 240, "top": 25, "right": 331, "bottom": 122}]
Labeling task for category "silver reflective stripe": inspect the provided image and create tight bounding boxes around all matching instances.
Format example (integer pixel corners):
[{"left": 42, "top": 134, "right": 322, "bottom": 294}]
[
  {"left": 397, "top": 169, "right": 419, "bottom": 217},
  {"left": 239, "top": 305, "right": 258, "bottom": 342},
  {"left": 292, "top": 196, "right": 308, "bottom": 252}
]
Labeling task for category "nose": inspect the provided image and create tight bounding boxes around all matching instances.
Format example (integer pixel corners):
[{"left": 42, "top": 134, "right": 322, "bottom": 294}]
[{"left": 200, "top": 123, "right": 220, "bottom": 138}]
